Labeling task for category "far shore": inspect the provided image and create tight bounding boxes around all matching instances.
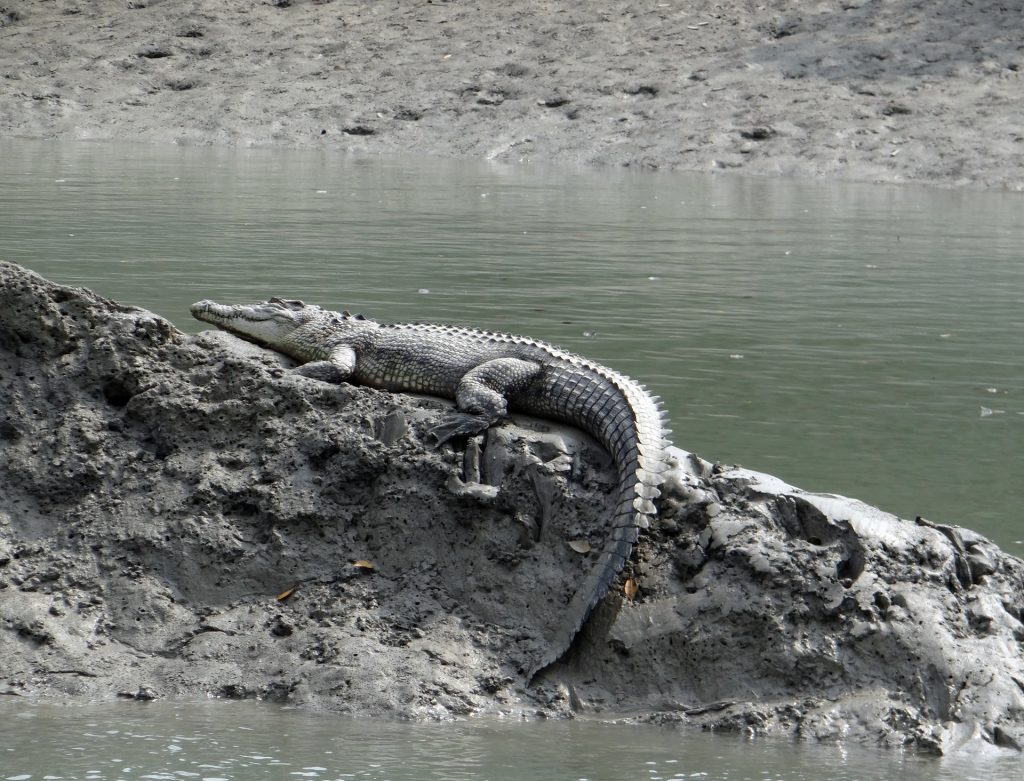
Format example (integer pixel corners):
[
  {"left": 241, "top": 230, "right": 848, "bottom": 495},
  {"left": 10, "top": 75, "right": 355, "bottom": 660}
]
[{"left": 1, "top": 0, "right": 1022, "bottom": 190}]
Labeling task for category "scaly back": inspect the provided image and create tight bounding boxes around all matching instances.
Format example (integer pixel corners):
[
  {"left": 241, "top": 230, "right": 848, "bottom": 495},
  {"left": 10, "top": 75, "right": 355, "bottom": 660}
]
[{"left": 377, "top": 323, "right": 673, "bottom": 675}]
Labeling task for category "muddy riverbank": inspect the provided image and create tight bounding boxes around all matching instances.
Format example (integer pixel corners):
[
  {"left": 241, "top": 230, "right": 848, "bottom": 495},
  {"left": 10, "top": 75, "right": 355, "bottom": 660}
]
[{"left": 1, "top": 1, "right": 1022, "bottom": 189}]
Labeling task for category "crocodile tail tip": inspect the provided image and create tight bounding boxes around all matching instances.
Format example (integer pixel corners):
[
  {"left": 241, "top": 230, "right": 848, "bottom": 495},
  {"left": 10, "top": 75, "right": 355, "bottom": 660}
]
[{"left": 526, "top": 631, "right": 574, "bottom": 683}]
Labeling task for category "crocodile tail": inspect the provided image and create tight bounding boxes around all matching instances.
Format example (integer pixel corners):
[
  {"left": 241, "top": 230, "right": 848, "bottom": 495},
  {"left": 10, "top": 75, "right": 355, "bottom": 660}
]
[
  {"left": 527, "top": 487, "right": 643, "bottom": 679},
  {"left": 528, "top": 380, "right": 671, "bottom": 679}
]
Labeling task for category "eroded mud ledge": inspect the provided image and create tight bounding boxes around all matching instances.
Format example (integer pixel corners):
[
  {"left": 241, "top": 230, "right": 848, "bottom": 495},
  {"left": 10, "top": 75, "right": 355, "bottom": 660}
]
[{"left": 2, "top": 261, "right": 1023, "bottom": 754}]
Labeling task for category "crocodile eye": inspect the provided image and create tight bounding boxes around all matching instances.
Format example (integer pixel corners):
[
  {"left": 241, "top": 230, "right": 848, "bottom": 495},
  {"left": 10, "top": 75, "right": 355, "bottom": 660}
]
[{"left": 268, "top": 297, "right": 304, "bottom": 309}]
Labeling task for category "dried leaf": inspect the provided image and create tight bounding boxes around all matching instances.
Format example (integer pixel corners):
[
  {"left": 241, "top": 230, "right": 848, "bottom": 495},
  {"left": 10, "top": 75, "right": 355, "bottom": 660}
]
[
  {"left": 568, "top": 539, "right": 591, "bottom": 554},
  {"left": 352, "top": 559, "right": 376, "bottom": 570},
  {"left": 624, "top": 577, "right": 639, "bottom": 601},
  {"left": 276, "top": 585, "right": 299, "bottom": 601}
]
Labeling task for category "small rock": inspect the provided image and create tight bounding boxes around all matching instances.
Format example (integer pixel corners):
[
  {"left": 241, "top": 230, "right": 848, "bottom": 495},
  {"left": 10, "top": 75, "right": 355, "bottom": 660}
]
[
  {"left": 625, "top": 85, "right": 658, "bottom": 97},
  {"left": 740, "top": 126, "right": 776, "bottom": 140},
  {"left": 270, "top": 618, "right": 294, "bottom": 637},
  {"left": 476, "top": 90, "right": 506, "bottom": 106},
  {"left": 881, "top": 102, "right": 912, "bottom": 116}
]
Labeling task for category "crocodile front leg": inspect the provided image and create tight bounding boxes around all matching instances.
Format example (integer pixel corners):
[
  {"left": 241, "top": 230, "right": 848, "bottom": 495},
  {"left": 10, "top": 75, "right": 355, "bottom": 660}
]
[
  {"left": 431, "top": 357, "right": 542, "bottom": 445},
  {"left": 291, "top": 345, "right": 356, "bottom": 383}
]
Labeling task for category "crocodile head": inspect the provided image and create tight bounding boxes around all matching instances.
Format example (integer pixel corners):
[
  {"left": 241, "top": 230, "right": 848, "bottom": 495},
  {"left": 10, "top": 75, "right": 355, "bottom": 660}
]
[
  {"left": 191, "top": 297, "right": 318, "bottom": 338},
  {"left": 191, "top": 297, "right": 355, "bottom": 360}
]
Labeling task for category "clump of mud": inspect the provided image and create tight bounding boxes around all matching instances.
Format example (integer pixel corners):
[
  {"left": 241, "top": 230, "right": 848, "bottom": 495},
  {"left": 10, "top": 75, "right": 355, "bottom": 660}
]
[{"left": 1, "top": 261, "right": 1022, "bottom": 754}]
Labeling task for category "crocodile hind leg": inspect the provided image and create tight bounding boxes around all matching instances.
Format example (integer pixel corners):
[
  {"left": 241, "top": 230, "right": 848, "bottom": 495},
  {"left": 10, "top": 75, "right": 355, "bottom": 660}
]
[{"left": 430, "top": 357, "right": 542, "bottom": 445}]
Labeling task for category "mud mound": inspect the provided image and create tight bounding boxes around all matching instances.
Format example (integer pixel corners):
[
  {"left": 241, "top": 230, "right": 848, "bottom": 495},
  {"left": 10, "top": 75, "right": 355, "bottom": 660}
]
[{"left": 2, "top": 261, "right": 1022, "bottom": 754}]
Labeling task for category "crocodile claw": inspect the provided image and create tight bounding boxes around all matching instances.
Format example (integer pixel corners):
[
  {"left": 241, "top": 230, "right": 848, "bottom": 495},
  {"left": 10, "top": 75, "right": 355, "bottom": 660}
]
[{"left": 429, "top": 412, "right": 495, "bottom": 446}]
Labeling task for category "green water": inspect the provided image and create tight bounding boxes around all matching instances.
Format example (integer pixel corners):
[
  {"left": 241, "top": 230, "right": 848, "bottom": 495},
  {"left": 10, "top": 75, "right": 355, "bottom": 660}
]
[
  {"left": 0, "top": 699, "right": 1019, "bottom": 781},
  {"left": 1, "top": 139, "right": 1020, "bottom": 551}
]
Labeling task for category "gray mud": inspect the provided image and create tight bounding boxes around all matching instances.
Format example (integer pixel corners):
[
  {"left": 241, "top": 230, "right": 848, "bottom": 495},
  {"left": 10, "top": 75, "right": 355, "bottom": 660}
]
[
  {"left": 1, "top": 1, "right": 1022, "bottom": 189},
  {"left": 2, "top": 261, "right": 1023, "bottom": 754}
]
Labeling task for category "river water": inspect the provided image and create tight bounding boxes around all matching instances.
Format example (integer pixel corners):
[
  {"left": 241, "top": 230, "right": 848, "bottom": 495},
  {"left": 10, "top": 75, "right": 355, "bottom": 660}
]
[
  {"left": 1, "top": 698, "right": 1020, "bottom": 781},
  {"left": 0, "top": 139, "right": 1022, "bottom": 775}
]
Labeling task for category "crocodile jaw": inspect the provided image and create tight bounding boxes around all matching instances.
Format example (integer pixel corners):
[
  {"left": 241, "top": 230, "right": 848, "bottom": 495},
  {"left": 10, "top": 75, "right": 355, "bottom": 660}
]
[{"left": 191, "top": 299, "right": 308, "bottom": 351}]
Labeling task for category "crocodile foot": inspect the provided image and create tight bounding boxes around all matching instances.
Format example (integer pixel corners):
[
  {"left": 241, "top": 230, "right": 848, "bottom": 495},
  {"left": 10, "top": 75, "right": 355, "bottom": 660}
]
[{"left": 430, "top": 412, "right": 496, "bottom": 446}]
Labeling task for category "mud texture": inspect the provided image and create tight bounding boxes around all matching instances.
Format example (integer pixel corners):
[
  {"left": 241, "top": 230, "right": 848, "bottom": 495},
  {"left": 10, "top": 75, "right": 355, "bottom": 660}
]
[
  {"left": 2, "top": 261, "right": 1023, "bottom": 754},
  {"left": 1, "top": 0, "right": 1022, "bottom": 189}
]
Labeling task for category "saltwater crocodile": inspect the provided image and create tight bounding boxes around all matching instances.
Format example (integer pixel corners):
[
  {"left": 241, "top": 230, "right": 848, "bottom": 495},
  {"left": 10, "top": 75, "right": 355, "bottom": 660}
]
[{"left": 191, "top": 297, "right": 672, "bottom": 676}]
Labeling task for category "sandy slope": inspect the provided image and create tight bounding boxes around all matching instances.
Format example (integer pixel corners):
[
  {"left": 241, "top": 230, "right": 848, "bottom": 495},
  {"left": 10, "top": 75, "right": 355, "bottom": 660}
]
[{"left": 1, "top": 0, "right": 1022, "bottom": 188}]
